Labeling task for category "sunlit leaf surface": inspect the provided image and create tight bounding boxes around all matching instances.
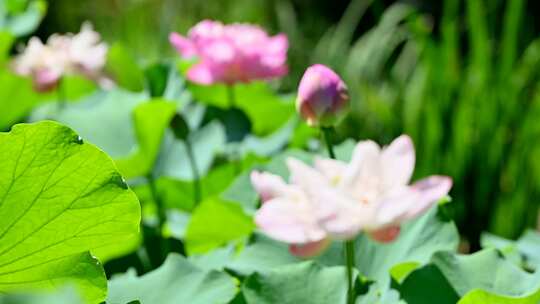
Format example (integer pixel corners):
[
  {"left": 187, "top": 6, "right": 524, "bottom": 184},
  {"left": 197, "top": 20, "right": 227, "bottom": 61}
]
[{"left": 0, "top": 121, "right": 141, "bottom": 302}]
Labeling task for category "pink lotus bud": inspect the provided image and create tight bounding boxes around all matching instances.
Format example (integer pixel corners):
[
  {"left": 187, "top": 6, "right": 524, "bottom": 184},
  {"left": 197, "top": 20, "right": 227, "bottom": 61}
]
[
  {"left": 296, "top": 64, "right": 349, "bottom": 127},
  {"left": 169, "top": 20, "right": 288, "bottom": 85}
]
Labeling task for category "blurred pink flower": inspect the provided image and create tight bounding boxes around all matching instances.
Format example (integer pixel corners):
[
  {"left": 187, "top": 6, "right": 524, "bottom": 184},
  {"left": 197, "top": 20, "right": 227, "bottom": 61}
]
[
  {"left": 251, "top": 135, "right": 452, "bottom": 256},
  {"left": 169, "top": 20, "right": 288, "bottom": 85},
  {"left": 296, "top": 64, "right": 349, "bottom": 127},
  {"left": 12, "top": 22, "right": 108, "bottom": 92},
  {"left": 66, "top": 23, "right": 109, "bottom": 80},
  {"left": 12, "top": 37, "right": 67, "bottom": 92}
]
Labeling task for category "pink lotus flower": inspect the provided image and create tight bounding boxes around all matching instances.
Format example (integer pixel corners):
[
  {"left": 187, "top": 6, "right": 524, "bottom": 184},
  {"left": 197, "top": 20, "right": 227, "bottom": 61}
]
[
  {"left": 12, "top": 22, "right": 108, "bottom": 92},
  {"left": 251, "top": 135, "right": 452, "bottom": 257},
  {"left": 296, "top": 64, "right": 349, "bottom": 127},
  {"left": 64, "top": 23, "right": 109, "bottom": 81},
  {"left": 12, "top": 37, "right": 67, "bottom": 92},
  {"left": 169, "top": 20, "right": 288, "bottom": 85}
]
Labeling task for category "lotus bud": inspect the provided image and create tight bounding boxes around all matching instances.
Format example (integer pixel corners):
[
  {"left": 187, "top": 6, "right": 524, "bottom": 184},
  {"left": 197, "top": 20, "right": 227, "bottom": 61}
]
[{"left": 296, "top": 64, "right": 349, "bottom": 127}]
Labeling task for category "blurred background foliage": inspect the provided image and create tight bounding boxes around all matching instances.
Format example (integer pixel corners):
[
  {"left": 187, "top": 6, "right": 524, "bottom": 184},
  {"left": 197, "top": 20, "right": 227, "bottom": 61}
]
[{"left": 4, "top": 0, "right": 540, "bottom": 250}]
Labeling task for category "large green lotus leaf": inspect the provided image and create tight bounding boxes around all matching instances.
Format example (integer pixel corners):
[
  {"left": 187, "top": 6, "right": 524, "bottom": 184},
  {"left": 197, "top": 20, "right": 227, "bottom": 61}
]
[
  {"left": 221, "top": 171, "right": 260, "bottom": 214},
  {"left": 353, "top": 207, "right": 459, "bottom": 284},
  {"left": 133, "top": 162, "right": 239, "bottom": 216},
  {"left": 0, "top": 71, "right": 43, "bottom": 131},
  {"left": 161, "top": 162, "right": 238, "bottom": 211},
  {"left": 226, "top": 235, "right": 299, "bottom": 275},
  {"left": 34, "top": 91, "right": 182, "bottom": 180},
  {"left": 59, "top": 75, "right": 97, "bottom": 101},
  {"left": 186, "top": 235, "right": 297, "bottom": 274},
  {"left": 188, "top": 246, "right": 235, "bottom": 272},
  {"left": 30, "top": 89, "right": 149, "bottom": 158},
  {"left": 10, "top": 74, "right": 96, "bottom": 112},
  {"left": 107, "top": 253, "right": 238, "bottom": 304},
  {"left": 116, "top": 100, "right": 178, "bottom": 179},
  {"left": 398, "top": 249, "right": 540, "bottom": 304},
  {"left": 180, "top": 103, "right": 207, "bottom": 130},
  {"left": 481, "top": 230, "right": 540, "bottom": 271},
  {"left": 437, "top": 249, "right": 540, "bottom": 303},
  {"left": 242, "top": 261, "right": 351, "bottom": 304},
  {"left": 0, "top": 252, "right": 104, "bottom": 303},
  {"left": 290, "top": 121, "right": 319, "bottom": 148},
  {"left": 165, "top": 209, "right": 190, "bottom": 241},
  {"left": 0, "top": 121, "right": 141, "bottom": 302},
  {"left": 0, "top": 0, "right": 47, "bottom": 37},
  {"left": 458, "top": 289, "right": 540, "bottom": 304},
  {"left": 356, "top": 282, "right": 404, "bottom": 304},
  {"left": 0, "top": 286, "right": 83, "bottom": 304},
  {"left": 509, "top": 230, "right": 540, "bottom": 271},
  {"left": 188, "top": 82, "right": 295, "bottom": 135},
  {"left": 196, "top": 241, "right": 402, "bottom": 303},
  {"left": 238, "top": 117, "right": 297, "bottom": 157},
  {"left": 395, "top": 264, "right": 459, "bottom": 304},
  {"left": 160, "top": 157, "right": 265, "bottom": 242},
  {"left": 153, "top": 120, "right": 226, "bottom": 180},
  {"left": 0, "top": 30, "right": 13, "bottom": 65},
  {"left": 163, "top": 64, "right": 192, "bottom": 105},
  {"left": 144, "top": 63, "right": 169, "bottom": 97},
  {"left": 185, "top": 198, "right": 255, "bottom": 255}
]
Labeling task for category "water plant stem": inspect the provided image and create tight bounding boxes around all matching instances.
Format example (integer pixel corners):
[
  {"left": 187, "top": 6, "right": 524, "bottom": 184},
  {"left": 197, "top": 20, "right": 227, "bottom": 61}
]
[
  {"left": 321, "top": 127, "right": 336, "bottom": 159},
  {"left": 344, "top": 240, "right": 356, "bottom": 304},
  {"left": 146, "top": 174, "right": 169, "bottom": 261},
  {"left": 227, "top": 84, "right": 236, "bottom": 108},
  {"left": 57, "top": 78, "right": 66, "bottom": 111},
  {"left": 321, "top": 126, "right": 356, "bottom": 304},
  {"left": 226, "top": 84, "right": 244, "bottom": 173},
  {"left": 184, "top": 137, "right": 202, "bottom": 206}
]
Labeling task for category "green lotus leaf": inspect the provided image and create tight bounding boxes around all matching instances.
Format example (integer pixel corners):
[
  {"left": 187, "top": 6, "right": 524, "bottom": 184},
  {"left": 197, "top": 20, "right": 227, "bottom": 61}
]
[
  {"left": 0, "top": 121, "right": 141, "bottom": 302},
  {"left": 185, "top": 198, "right": 254, "bottom": 255},
  {"left": 397, "top": 249, "right": 540, "bottom": 304},
  {"left": 107, "top": 253, "right": 237, "bottom": 304},
  {"left": 242, "top": 261, "right": 351, "bottom": 304}
]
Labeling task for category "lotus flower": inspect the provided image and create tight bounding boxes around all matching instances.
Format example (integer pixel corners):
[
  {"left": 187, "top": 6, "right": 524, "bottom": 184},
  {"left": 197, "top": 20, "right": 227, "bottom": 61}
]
[
  {"left": 12, "top": 22, "right": 108, "bottom": 92},
  {"left": 296, "top": 64, "right": 349, "bottom": 127},
  {"left": 65, "top": 23, "right": 109, "bottom": 80},
  {"left": 169, "top": 20, "right": 288, "bottom": 85},
  {"left": 251, "top": 135, "right": 452, "bottom": 257},
  {"left": 12, "top": 37, "right": 67, "bottom": 92}
]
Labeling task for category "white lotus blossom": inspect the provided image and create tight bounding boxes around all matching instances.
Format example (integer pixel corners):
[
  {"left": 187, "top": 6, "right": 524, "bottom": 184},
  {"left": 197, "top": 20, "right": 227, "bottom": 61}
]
[
  {"left": 251, "top": 135, "right": 452, "bottom": 257},
  {"left": 12, "top": 22, "right": 109, "bottom": 92}
]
